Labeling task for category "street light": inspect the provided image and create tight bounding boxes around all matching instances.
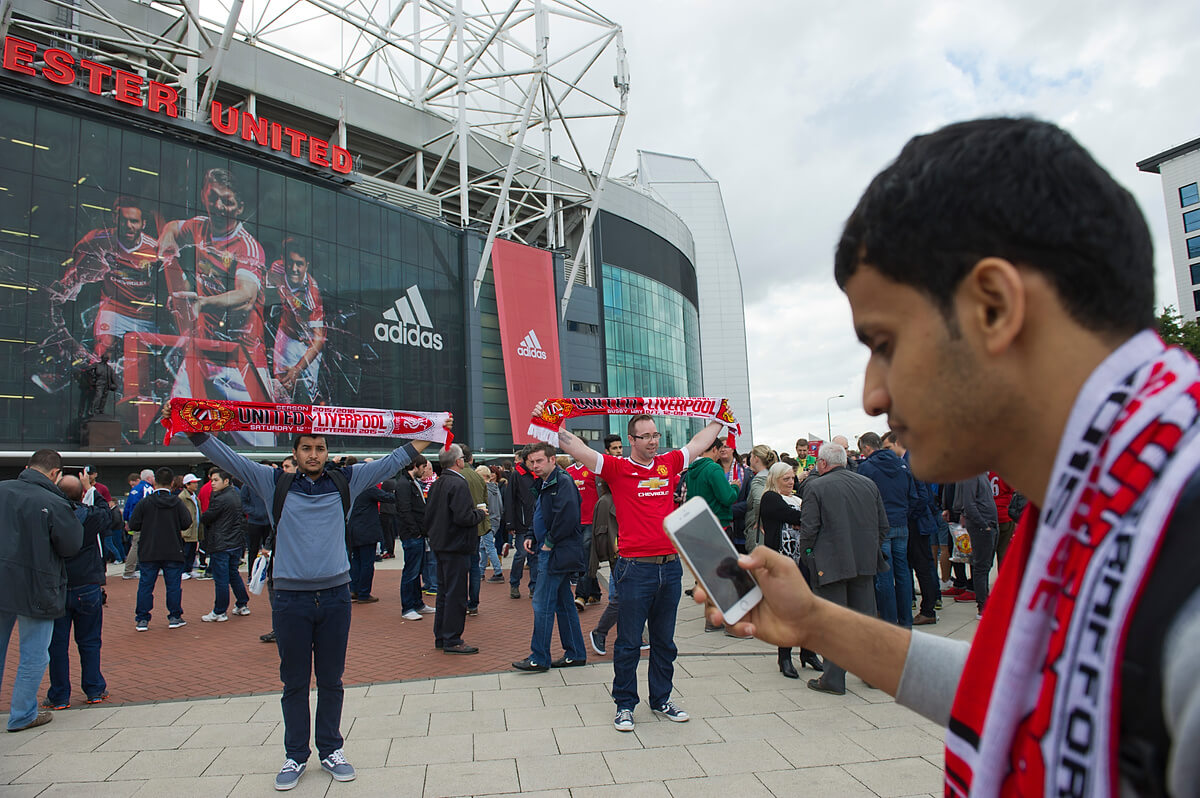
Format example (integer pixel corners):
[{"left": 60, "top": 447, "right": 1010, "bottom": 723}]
[{"left": 826, "top": 394, "right": 845, "bottom": 442}]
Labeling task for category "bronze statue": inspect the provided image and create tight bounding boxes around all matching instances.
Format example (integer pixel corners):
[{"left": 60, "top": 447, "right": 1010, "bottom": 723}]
[{"left": 83, "top": 355, "right": 117, "bottom": 418}]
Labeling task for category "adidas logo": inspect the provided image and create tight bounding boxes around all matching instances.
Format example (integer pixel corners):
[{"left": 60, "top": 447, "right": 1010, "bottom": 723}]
[
  {"left": 374, "top": 286, "right": 444, "bottom": 350},
  {"left": 517, "top": 329, "right": 548, "bottom": 359}
]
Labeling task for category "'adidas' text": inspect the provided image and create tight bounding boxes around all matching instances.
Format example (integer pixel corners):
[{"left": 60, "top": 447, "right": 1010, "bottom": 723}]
[
  {"left": 375, "top": 286, "right": 444, "bottom": 351},
  {"left": 517, "top": 329, "right": 548, "bottom": 359}
]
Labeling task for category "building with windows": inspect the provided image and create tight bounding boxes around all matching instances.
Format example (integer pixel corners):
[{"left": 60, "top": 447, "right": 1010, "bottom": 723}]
[
  {"left": 0, "top": 0, "right": 747, "bottom": 465},
  {"left": 1138, "top": 138, "right": 1200, "bottom": 321}
]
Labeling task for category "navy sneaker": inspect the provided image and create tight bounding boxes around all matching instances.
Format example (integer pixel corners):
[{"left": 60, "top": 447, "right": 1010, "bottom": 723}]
[
  {"left": 274, "top": 759, "right": 305, "bottom": 791},
  {"left": 613, "top": 708, "right": 634, "bottom": 732},
  {"left": 652, "top": 700, "right": 689, "bottom": 723},
  {"left": 320, "top": 749, "right": 355, "bottom": 782}
]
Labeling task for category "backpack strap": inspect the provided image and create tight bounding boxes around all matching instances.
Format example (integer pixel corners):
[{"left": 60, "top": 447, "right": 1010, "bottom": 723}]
[{"left": 272, "top": 471, "right": 298, "bottom": 531}]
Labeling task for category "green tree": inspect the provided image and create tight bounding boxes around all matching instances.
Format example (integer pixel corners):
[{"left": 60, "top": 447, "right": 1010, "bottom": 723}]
[{"left": 1155, "top": 306, "right": 1200, "bottom": 360}]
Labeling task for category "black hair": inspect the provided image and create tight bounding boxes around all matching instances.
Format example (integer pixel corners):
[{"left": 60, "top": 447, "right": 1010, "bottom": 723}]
[
  {"left": 833, "top": 117, "right": 1154, "bottom": 335},
  {"left": 292, "top": 434, "right": 327, "bottom": 451},
  {"left": 603, "top": 434, "right": 621, "bottom": 449},
  {"left": 29, "top": 449, "right": 62, "bottom": 472},
  {"left": 154, "top": 466, "right": 175, "bottom": 487},
  {"left": 281, "top": 236, "right": 312, "bottom": 264}
]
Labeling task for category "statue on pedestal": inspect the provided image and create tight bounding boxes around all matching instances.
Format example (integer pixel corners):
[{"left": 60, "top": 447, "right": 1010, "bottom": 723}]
[{"left": 82, "top": 355, "right": 117, "bottom": 418}]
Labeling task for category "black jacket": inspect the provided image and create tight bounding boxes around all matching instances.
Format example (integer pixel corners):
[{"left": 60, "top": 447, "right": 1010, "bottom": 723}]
[
  {"left": 531, "top": 466, "right": 585, "bottom": 574},
  {"left": 424, "top": 471, "right": 485, "bottom": 555},
  {"left": 0, "top": 469, "right": 84, "bottom": 619},
  {"left": 760, "top": 490, "right": 805, "bottom": 554},
  {"left": 200, "top": 486, "right": 246, "bottom": 553},
  {"left": 67, "top": 503, "right": 112, "bottom": 587},
  {"left": 348, "top": 485, "right": 395, "bottom": 547},
  {"left": 379, "top": 479, "right": 398, "bottom": 515},
  {"left": 504, "top": 463, "right": 535, "bottom": 535},
  {"left": 130, "top": 489, "right": 192, "bottom": 562},
  {"left": 395, "top": 473, "right": 426, "bottom": 540}
]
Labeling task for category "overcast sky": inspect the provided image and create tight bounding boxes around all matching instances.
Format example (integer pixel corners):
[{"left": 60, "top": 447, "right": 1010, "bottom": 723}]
[{"left": 586, "top": 0, "right": 1200, "bottom": 454}]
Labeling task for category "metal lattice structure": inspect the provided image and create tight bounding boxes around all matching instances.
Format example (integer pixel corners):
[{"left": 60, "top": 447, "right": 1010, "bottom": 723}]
[{"left": 1, "top": 0, "right": 628, "bottom": 311}]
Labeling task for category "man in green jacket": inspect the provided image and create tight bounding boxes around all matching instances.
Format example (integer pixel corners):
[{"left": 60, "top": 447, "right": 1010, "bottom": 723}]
[{"left": 685, "top": 439, "right": 739, "bottom": 534}]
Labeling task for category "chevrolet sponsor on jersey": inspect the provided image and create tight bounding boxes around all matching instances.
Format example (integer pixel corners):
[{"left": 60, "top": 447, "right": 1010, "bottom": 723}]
[
  {"left": 636, "top": 476, "right": 672, "bottom": 497},
  {"left": 374, "top": 286, "right": 444, "bottom": 350}
]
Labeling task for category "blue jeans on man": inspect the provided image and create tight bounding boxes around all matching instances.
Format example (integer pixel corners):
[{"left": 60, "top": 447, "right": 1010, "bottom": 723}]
[
  {"left": 136, "top": 561, "right": 185, "bottom": 622},
  {"left": 47, "top": 583, "right": 106, "bottom": 706},
  {"left": 611, "top": 556, "right": 682, "bottom": 711},
  {"left": 348, "top": 543, "right": 377, "bottom": 599},
  {"left": 529, "top": 549, "right": 587, "bottom": 666},
  {"left": 467, "top": 543, "right": 482, "bottom": 610},
  {"left": 0, "top": 613, "right": 54, "bottom": 729},
  {"left": 272, "top": 584, "right": 352, "bottom": 764},
  {"left": 210, "top": 549, "right": 250, "bottom": 614},
  {"left": 874, "top": 525, "right": 912, "bottom": 628},
  {"left": 509, "top": 539, "right": 538, "bottom": 594},
  {"left": 422, "top": 543, "right": 439, "bottom": 592},
  {"left": 400, "top": 538, "right": 427, "bottom": 612},
  {"left": 103, "top": 531, "right": 125, "bottom": 562}
]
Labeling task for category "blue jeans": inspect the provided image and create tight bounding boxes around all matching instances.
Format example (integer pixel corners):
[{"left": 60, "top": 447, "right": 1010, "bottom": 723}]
[
  {"left": 136, "top": 561, "right": 185, "bottom": 622},
  {"left": 611, "top": 557, "right": 682, "bottom": 710},
  {"left": 348, "top": 543, "right": 377, "bottom": 598},
  {"left": 47, "top": 584, "right": 106, "bottom": 705},
  {"left": 467, "top": 543, "right": 481, "bottom": 610},
  {"left": 510, "top": 539, "right": 538, "bottom": 593},
  {"left": 400, "top": 538, "right": 426, "bottom": 612},
  {"left": 874, "top": 525, "right": 912, "bottom": 628},
  {"left": 273, "top": 584, "right": 352, "bottom": 763},
  {"left": 103, "top": 532, "right": 125, "bottom": 562},
  {"left": 210, "top": 549, "right": 250, "bottom": 614},
  {"left": 530, "top": 550, "right": 587, "bottom": 666},
  {"left": 479, "top": 530, "right": 502, "bottom": 576},
  {"left": 0, "top": 613, "right": 54, "bottom": 729},
  {"left": 423, "top": 543, "right": 439, "bottom": 592}
]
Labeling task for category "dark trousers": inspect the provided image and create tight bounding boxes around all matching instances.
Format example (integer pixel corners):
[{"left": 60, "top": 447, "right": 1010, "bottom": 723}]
[
  {"left": 967, "top": 524, "right": 997, "bottom": 610},
  {"left": 246, "top": 523, "right": 271, "bottom": 570},
  {"left": 348, "top": 544, "right": 377, "bottom": 598},
  {"left": 182, "top": 541, "right": 198, "bottom": 571},
  {"left": 433, "top": 552, "right": 470, "bottom": 647},
  {"left": 509, "top": 536, "right": 539, "bottom": 593},
  {"left": 574, "top": 524, "right": 599, "bottom": 600},
  {"left": 611, "top": 557, "right": 682, "bottom": 710},
  {"left": 210, "top": 549, "right": 249, "bottom": 614},
  {"left": 135, "top": 561, "right": 184, "bottom": 622},
  {"left": 996, "top": 520, "right": 1016, "bottom": 566},
  {"left": 593, "top": 562, "right": 620, "bottom": 640},
  {"left": 380, "top": 515, "right": 398, "bottom": 556},
  {"left": 780, "top": 558, "right": 820, "bottom": 664},
  {"left": 272, "top": 584, "right": 352, "bottom": 763},
  {"left": 908, "top": 526, "right": 940, "bottom": 618},
  {"left": 399, "top": 538, "right": 426, "bottom": 612},
  {"left": 467, "top": 543, "right": 481, "bottom": 610},
  {"left": 812, "top": 574, "right": 876, "bottom": 692},
  {"left": 47, "top": 583, "right": 106, "bottom": 705}
]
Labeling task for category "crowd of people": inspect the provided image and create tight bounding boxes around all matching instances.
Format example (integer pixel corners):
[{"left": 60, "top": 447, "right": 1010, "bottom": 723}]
[{"left": 2, "top": 115, "right": 1197, "bottom": 796}]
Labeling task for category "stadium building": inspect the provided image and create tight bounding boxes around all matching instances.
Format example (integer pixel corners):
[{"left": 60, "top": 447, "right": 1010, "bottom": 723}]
[{"left": 0, "top": 0, "right": 752, "bottom": 465}]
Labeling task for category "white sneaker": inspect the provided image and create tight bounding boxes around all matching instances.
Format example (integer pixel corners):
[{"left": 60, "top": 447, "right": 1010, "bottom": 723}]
[
  {"left": 201, "top": 612, "right": 228, "bottom": 623},
  {"left": 613, "top": 708, "right": 635, "bottom": 732},
  {"left": 231, "top": 606, "right": 251, "bottom": 616},
  {"left": 402, "top": 609, "right": 423, "bottom": 621},
  {"left": 181, "top": 572, "right": 192, "bottom": 580},
  {"left": 940, "top": 579, "right": 953, "bottom": 591},
  {"left": 417, "top": 605, "right": 436, "bottom": 614}
]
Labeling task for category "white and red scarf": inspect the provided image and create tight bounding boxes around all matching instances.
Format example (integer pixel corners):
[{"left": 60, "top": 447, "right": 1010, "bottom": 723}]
[
  {"left": 527, "top": 396, "right": 741, "bottom": 446},
  {"left": 162, "top": 397, "right": 453, "bottom": 446},
  {"left": 945, "top": 331, "right": 1200, "bottom": 796}
]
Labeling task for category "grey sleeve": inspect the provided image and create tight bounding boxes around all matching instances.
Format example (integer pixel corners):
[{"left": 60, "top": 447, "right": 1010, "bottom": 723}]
[
  {"left": 1163, "top": 589, "right": 1200, "bottom": 797},
  {"left": 745, "top": 477, "right": 766, "bottom": 550},
  {"left": 196, "top": 435, "right": 276, "bottom": 511},
  {"left": 962, "top": 478, "right": 985, "bottom": 529},
  {"left": 894, "top": 632, "right": 971, "bottom": 726},
  {"left": 349, "top": 443, "right": 417, "bottom": 495}
]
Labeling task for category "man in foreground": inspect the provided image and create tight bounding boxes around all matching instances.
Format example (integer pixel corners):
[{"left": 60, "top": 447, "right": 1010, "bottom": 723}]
[
  {"left": 181, "top": 426, "right": 440, "bottom": 790},
  {"left": 552, "top": 410, "right": 723, "bottom": 732},
  {"left": 0, "top": 450, "right": 83, "bottom": 731},
  {"left": 696, "top": 117, "right": 1200, "bottom": 795}
]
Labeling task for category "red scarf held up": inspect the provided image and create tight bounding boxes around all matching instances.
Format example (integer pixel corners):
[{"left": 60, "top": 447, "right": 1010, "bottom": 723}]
[{"left": 528, "top": 396, "right": 741, "bottom": 447}]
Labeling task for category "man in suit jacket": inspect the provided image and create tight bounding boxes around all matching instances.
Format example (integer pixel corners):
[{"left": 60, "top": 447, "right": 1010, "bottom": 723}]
[{"left": 423, "top": 445, "right": 485, "bottom": 654}]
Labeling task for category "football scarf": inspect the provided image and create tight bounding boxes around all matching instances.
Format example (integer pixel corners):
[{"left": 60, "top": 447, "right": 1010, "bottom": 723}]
[
  {"left": 162, "top": 397, "right": 453, "bottom": 446},
  {"left": 528, "top": 397, "right": 741, "bottom": 446},
  {"left": 945, "top": 330, "right": 1200, "bottom": 797}
]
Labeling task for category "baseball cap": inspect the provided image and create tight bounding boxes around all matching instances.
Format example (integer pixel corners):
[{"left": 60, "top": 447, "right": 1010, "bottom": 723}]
[{"left": 183, "top": 473, "right": 201, "bottom": 484}]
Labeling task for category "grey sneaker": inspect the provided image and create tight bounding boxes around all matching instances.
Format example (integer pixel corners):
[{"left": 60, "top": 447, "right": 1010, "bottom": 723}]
[
  {"left": 201, "top": 612, "right": 228, "bottom": 623},
  {"left": 135, "top": 619, "right": 149, "bottom": 632},
  {"left": 320, "top": 749, "right": 355, "bottom": 782},
  {"left": 274, "top": 758, "right": 306, "bottom": 791},
  {"left": 652, "top": 700, "right": 689, "bottom": 723},
  {"left": 613, "top": 708, "right": 635, "bottom": 732},
  {"left": 167, "top": 616, "right": 187, "bottom": 629}
]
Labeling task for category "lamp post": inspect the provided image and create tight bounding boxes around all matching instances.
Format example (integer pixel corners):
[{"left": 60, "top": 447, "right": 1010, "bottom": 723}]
[{"left": 826, "top": 394, "right": 845, "bottom": 442}]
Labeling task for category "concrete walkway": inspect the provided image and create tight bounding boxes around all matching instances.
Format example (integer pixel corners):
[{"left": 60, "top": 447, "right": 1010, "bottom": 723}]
[{"left": 1, "top": 579, "right": 977, "bottom": 797}]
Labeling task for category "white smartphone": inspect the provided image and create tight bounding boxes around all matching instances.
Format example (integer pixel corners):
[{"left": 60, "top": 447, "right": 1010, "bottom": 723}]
[{"left": 663, "top": 497, "right": 762, "bottom": 625}]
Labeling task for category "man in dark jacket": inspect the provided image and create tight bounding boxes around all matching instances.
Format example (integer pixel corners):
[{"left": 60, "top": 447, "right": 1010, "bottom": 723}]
[
  {"left": 461, "top": 446, "right": 490, "bottom": 615},
  {"left": 396, "top": 457, "right": 433, "bottom": 620},
  {"left": 45, "top": 475, "right": 112, "bottom": 709},
  {"left": 200, "top": 471, "right": 250, "bottom": 622},
  {"left": 347, "top": 483, "right": 395, "bottom": 603},
  {"left": 378, "top": 477, "right": 399, "bottom": 559},
  {"left": 0, "top": 449, "right": 84, "bottom": 732},
  {"left": 240, "top": 478, "right": 271, "bottom": 576},
  {"left": 423, "top": 444, "right": 485, "bottom": 654},
  {"left": 796, "top": 443, "right": 888, "bottom": 695},
  {"left": 129, "top": 467, "right": 193, "bottom": 631},
  {"left": 505, "top": 448, "right": 537, "bottom": 598},
  {"left": 512, "top": 442, "right": 586, "bottom": 672},
  {"left": 856, "top": 431, "right": 920, "bottom": 628},
  {"left": 952, "top": 473, "right": 998, "bottom": 616},
  {"left": 883, "top": 431, "right": 942, "bottom": 625}
]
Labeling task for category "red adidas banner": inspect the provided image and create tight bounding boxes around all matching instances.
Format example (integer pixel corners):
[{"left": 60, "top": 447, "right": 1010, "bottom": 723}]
[{"left": 491, "top": 239, "right": 563, "bottom": 444}]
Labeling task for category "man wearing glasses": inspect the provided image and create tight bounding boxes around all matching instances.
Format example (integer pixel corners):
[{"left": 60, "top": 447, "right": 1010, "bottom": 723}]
[{"left": 553, "top": 413, "right": 722, "bottom": 733}]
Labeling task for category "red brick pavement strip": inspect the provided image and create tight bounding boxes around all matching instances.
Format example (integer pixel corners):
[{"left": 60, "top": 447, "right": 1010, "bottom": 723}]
[{"left": 2, "top": 566, "right": 588, "bottom": 708}]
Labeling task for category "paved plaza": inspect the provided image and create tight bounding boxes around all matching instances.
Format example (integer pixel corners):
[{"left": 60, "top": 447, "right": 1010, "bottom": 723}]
[{"left": 0, "top": 558, "right": 977, "bottom": 797}]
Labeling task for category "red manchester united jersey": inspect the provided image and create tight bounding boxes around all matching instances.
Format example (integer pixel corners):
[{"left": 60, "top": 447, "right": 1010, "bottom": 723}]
[
  {"left": 566, "top": 462, "right": 599, "bottom": 524},
  {"left": 270, "top": 261, "right": 325, "bottom": 344},
  {"left": 67, "top": 228, "right": 159, "bottom": 318},
  {"left": 177, "top": 217, "right": 265, "bottom": 356},
  {"left": 598, "top": 449, "right": 688, "bottom": 558}
]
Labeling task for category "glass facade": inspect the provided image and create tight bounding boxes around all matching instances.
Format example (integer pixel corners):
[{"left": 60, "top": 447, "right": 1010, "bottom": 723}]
[
  {"left": 0, "top": 93, "right": 466, "bottom": 451},
  {"left": 601, "top": 264, "right": 702, "bottom": 449}
]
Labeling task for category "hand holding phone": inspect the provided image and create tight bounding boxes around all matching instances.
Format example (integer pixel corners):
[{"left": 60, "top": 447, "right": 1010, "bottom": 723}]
[{"left": 664, "top": 497, "right": 762, "bottom": 625}]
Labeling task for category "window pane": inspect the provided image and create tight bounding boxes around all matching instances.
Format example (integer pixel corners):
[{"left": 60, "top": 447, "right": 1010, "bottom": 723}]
[
  {"left": 1181, "top": 183, "right": 1200, "bottom": 208},
  {"left": 1185, "top": 209, "right": 1200, "bottom": 233},
  {"left": 1188, "top": 236, "right": 1200, "bottom": 259},
  {"left": 1192, "top": 263, "right": 1200, "bottom": 286}
]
